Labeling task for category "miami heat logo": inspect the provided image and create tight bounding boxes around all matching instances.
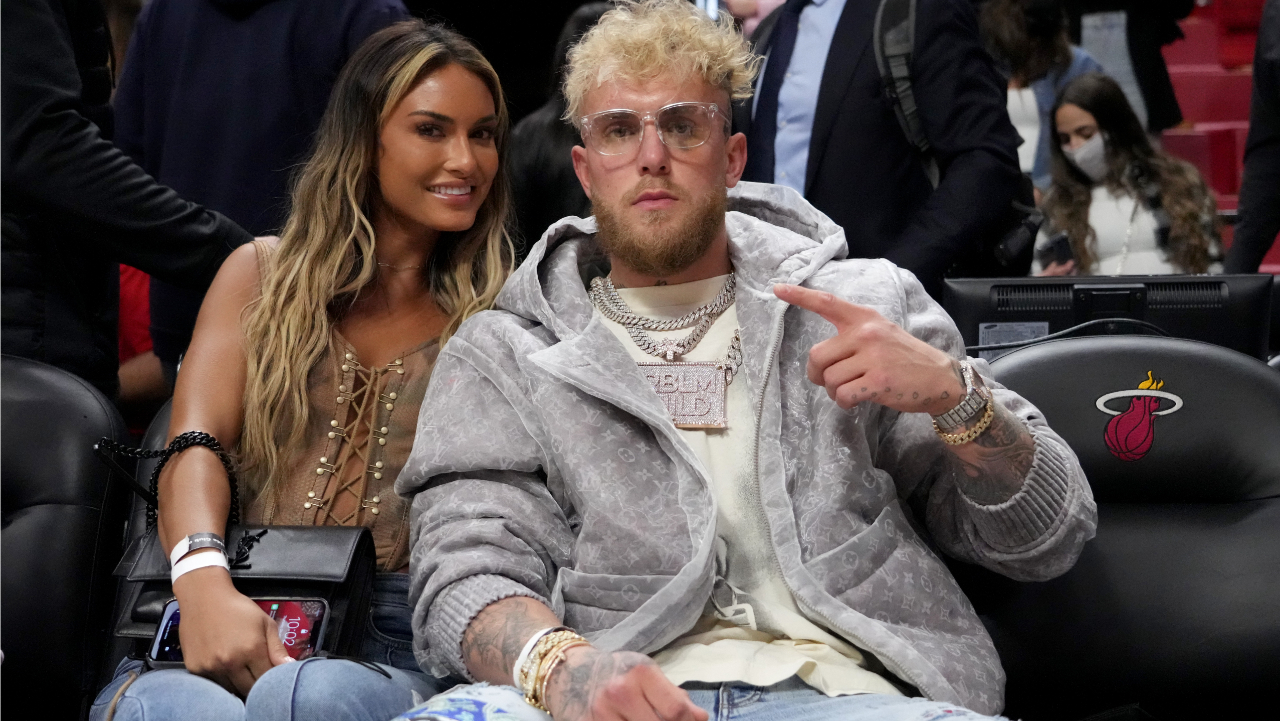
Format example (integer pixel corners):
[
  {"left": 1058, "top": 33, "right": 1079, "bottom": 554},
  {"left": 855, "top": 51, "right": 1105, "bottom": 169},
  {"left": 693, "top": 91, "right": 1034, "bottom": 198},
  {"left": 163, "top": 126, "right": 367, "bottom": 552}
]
[{"left": 1095, "top": 371, "right": 1184, "bottom": 461}]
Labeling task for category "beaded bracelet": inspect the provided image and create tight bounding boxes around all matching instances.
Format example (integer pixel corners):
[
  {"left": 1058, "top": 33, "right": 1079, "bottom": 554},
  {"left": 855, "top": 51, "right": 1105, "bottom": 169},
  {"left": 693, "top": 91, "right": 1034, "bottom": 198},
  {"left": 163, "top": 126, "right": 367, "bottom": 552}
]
[{"left": 97, "top": 430, "right": 241, "bottom": 529}]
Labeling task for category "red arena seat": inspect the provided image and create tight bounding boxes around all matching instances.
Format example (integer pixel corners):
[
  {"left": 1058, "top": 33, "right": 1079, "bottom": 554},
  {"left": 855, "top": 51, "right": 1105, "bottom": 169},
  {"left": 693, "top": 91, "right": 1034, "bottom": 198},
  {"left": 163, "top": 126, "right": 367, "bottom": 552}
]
[
  {"left": 1162, "top": 125, "right": 1241, "bottom": 194},
  {"left": 1219, "top": 0, "right": 1266, "bottom": 68},
  {"left": 1161, "top": 128, "right": 1214, "bottom": 187},
  {"left": 1188, "top": 0, "right": 1266, "bottom": 69},
  {"left": 1162, "top": 16, "right": 1220, "bottom": 67},
  {"left": 1168, "top": 66, "right": 1254, "bottom": 124}
]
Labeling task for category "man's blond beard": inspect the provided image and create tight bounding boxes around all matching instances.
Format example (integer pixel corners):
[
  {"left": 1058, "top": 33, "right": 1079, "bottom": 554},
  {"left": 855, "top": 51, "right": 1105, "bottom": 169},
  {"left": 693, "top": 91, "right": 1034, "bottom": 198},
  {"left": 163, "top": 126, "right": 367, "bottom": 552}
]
[{"left": 592, "top": 183, "right": 727, "bottom": 279}]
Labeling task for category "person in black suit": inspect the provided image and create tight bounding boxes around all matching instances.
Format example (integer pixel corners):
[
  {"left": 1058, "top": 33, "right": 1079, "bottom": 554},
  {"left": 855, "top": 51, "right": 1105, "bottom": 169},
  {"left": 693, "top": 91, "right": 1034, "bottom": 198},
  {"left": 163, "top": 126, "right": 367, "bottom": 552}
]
[
  {"left": 1225, "top": 0, "right": 1280, "bottom": 274},
  {"left": 735, "top": 0, "right": 1023, "bottom": 297},
  {"left": 2, "top": 0, "right": 251, "bottom": 398}
]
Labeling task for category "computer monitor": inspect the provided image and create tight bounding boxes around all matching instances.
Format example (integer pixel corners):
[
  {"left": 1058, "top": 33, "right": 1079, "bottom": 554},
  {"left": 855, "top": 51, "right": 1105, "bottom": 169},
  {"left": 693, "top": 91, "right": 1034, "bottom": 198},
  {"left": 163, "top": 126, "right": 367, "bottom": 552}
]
[{"left": 943, "top": 274, "right": 1274, "bottom": 361}]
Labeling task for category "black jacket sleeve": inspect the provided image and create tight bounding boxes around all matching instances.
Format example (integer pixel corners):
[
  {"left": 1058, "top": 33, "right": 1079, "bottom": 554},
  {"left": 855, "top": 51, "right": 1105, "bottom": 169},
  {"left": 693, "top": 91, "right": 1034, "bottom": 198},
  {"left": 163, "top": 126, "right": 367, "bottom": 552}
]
[
  {"left": 0, "top": 0, "right": 251, "bottom": 291},
  {"left": 1225, "top": 0, "right": 1280, "bottom": 274},
  {"left": 881, "top": 0, "right": 1023, "bottom": 285}
]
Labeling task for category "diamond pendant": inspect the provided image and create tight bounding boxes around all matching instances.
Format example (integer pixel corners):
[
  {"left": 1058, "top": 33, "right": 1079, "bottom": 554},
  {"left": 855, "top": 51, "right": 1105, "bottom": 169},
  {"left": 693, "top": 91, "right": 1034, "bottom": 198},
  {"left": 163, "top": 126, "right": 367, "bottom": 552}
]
[
  {"left": 639, "top": 361, "right": 728, "bottom": 429},
  {"left": 656, "top": 339, "right": 683, "bottom": 362}
]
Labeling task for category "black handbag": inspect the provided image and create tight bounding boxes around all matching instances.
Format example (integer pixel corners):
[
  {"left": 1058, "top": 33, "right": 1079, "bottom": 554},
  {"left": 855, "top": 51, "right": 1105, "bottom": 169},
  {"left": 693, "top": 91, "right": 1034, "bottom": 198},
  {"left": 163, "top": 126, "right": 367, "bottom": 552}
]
[{"left": 96, "top": 435, "right": 377, "bottom": 660}]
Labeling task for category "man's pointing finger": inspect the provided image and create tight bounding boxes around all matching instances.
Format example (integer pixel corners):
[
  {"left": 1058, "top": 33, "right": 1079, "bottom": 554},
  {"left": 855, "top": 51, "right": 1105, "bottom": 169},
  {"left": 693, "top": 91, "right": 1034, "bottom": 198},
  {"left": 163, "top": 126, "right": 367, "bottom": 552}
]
[{"left": 774, "top": 284, "right": 867, "bottom": 328}]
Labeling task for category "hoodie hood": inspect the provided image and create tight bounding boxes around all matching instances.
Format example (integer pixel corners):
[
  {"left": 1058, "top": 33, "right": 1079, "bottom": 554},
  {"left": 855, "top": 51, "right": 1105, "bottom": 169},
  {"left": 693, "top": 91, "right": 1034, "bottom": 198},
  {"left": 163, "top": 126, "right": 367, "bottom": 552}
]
[{"left": 494, "top": 181, "right": 850, "bottom": 340}]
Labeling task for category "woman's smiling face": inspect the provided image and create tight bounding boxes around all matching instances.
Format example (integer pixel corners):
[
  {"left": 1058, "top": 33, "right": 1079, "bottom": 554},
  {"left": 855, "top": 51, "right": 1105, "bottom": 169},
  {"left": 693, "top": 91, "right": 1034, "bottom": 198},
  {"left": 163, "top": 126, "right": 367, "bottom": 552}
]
[{"left": 375, "top": 63, "right": 500, "bottom": 235}]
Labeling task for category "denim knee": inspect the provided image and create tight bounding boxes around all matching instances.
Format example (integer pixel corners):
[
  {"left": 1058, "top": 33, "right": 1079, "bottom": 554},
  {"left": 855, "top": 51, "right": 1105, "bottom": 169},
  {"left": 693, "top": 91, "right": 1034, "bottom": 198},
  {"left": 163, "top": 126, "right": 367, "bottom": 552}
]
[
  {"left": 90, "top": 658, "right": 243, "bottom": 721},
  {"left": 245, "top": 657, "right": 426, "bottom": 721}
]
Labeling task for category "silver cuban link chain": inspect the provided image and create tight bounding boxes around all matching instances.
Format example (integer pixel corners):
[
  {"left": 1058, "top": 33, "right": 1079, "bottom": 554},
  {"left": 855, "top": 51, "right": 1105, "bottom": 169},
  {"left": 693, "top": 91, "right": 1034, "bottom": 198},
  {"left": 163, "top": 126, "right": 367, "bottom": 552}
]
[
  {"left": 589, "top": 274, "right": 736, "bottom": 361},
  {"left": 718, "top": 329, "right": 744, "bottom": 384}
]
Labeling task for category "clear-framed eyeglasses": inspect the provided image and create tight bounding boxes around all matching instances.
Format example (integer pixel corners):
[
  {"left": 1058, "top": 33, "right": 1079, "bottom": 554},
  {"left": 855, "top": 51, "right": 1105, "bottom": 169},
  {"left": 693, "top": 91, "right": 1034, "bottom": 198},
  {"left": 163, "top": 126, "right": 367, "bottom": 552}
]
[{"left": 579, "top": 102, "right": 729, "bottom": 157}]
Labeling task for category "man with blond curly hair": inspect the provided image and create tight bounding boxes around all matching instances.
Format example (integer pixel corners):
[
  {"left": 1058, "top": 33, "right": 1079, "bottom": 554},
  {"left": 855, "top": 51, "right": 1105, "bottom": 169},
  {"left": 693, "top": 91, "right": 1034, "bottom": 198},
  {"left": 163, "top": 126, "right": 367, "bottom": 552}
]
[{"left": 396, "top": 2, "right": 1094, "bottom": 720}]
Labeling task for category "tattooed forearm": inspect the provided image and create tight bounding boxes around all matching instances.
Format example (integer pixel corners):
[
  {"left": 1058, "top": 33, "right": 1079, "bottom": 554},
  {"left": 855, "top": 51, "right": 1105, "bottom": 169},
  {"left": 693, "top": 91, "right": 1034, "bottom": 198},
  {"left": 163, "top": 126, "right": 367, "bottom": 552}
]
[
  {"left": 460, "top": 596, "right": 563, "bottom": 684},
  {"left": 946, "top": 404, "right": 1036, "bottom": 505},
  {"left": 461, "top": 597, "right": 680, "bottom": 721}
]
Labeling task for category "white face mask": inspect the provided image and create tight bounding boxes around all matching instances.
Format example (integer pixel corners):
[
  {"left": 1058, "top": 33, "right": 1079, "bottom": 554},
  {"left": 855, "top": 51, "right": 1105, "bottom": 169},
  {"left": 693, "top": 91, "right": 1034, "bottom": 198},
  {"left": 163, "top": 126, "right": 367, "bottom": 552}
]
[{"left": 1062, "top": 133, "right": 1109, "bottom": 183}]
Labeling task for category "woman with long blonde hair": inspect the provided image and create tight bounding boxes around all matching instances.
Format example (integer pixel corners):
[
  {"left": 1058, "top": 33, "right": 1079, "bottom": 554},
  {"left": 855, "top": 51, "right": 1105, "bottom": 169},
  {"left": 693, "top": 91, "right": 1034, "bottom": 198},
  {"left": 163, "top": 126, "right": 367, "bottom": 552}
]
[{"left": 92, "top": 20, "right": 513, "bottom": 721}]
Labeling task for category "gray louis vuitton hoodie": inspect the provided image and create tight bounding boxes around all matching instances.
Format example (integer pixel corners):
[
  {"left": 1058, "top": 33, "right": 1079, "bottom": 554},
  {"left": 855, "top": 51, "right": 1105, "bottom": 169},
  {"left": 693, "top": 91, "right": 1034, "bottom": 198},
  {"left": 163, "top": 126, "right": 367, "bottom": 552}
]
[{"left": 397, "top": 182, "right": 1096, "bottom": 714}]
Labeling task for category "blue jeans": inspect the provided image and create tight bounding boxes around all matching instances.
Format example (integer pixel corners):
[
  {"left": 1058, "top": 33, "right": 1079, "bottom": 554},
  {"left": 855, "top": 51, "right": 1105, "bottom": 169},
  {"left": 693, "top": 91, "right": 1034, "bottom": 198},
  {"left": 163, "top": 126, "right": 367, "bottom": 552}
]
[
  {"left": 682, "top": 678, "right": 1006, "bottom": 720},
  {"left": 92, "top": 574, "right": 443, "bottom": 721},
  {"left": 394, "top": 677, "right": 1006, "bottom": 721}
]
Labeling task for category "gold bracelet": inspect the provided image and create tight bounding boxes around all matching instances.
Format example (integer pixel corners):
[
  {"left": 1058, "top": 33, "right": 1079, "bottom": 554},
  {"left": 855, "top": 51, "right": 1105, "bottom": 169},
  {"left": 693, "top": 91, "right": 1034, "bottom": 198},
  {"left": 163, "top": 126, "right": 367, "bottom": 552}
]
[
  {"left": 533, "top": 638, "right": 591, "bottom": 712},
  {"left": 521, "top": 630, "right": 587, "bottom": 710},
  {"left": 513, "top": 626, "right": 562, "bottom": 691},
  {"left": 932, "top": 394, "right": 995, "bottom": 445},
  {"left": 519, "top": 630, "right": 579, "bottom": 704}
]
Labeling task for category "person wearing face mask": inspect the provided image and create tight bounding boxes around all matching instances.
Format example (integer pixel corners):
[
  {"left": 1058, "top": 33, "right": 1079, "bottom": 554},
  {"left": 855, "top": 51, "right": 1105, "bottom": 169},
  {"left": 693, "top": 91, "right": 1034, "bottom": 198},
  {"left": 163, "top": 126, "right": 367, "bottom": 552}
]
[
  {"left": 90, "top": 21, "right": 514, "bottom": 721},
  {"left": 1033, "top": 72, "right": 1220, "bottom": 276}
]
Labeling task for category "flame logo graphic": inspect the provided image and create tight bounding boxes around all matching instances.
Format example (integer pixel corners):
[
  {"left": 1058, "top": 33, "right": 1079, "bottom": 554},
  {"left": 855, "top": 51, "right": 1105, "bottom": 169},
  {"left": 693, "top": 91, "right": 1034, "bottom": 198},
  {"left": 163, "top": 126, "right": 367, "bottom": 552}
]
[{"left": 1096, "top": 372, "right": 1183, "bottom": 462}]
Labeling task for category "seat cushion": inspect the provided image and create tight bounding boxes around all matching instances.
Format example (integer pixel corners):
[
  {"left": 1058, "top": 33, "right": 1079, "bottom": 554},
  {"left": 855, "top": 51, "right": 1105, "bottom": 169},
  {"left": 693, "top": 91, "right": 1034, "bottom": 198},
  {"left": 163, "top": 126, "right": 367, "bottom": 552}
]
[{"left": 2, "top": 355, "right": 131, "bottom": 720}]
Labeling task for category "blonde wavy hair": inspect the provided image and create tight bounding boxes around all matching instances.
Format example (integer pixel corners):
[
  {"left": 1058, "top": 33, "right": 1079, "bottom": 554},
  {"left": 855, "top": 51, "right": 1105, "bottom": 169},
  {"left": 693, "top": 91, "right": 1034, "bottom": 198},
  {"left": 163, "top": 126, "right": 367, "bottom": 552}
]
[
  {"left": 562, "top": 0, "right": 760, "bottom": 125},
  {"left": 239, "top": 20, "right": 513, "bottom": 498}
]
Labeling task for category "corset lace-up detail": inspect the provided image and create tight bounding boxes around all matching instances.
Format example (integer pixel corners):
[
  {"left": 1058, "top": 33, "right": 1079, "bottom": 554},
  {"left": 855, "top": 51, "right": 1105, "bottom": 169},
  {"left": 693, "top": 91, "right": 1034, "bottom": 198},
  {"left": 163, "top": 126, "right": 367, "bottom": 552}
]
[{"left": 309, "top": 351, "right": 405, "bottom": 526}]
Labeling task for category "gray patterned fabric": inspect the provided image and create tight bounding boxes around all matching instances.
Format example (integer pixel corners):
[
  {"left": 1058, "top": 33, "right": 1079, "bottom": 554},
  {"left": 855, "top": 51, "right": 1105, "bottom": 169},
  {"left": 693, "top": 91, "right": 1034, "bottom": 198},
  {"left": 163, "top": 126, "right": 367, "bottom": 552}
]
[{"left": 397, "top": 181, "right": 1096, "bottom": 715}]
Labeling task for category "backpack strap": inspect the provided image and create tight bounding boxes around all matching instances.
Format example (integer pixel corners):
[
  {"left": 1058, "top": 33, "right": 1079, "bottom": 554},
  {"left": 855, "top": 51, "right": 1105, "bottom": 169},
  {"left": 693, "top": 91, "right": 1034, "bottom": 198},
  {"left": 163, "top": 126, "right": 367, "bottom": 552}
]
[{"left": 873, "top": 0, "right": 940, "bottom": 189}]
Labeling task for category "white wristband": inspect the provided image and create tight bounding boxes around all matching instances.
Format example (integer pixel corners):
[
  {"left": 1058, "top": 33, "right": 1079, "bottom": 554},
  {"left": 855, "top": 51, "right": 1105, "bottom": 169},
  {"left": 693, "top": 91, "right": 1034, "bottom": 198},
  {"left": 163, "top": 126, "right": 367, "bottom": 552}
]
[
  {"left": 512, "top": 626, "right": 560, "bottom": 688},
  {"left": 170, "top": 550, "right": 230, "bottom": 584}
]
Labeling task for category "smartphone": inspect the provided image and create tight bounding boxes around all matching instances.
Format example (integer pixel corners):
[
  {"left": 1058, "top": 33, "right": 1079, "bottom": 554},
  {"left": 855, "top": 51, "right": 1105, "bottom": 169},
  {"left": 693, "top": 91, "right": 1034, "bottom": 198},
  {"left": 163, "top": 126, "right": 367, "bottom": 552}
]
[{"left": 149, "top": 598, "right": 329, "bottom": 666}]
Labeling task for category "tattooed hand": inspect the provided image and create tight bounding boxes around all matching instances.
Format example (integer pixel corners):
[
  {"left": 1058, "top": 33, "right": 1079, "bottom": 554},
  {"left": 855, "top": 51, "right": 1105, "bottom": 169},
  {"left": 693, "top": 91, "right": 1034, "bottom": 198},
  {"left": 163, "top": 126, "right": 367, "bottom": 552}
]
[
  {"left": 774, "top": 284, "right": 965, "bottom": 415},
  {"left": 461, "top": 597, "right": 706, "bottom": 721},
  {"left": 544, "top": 646, "right": 707, "bottom": 721}
]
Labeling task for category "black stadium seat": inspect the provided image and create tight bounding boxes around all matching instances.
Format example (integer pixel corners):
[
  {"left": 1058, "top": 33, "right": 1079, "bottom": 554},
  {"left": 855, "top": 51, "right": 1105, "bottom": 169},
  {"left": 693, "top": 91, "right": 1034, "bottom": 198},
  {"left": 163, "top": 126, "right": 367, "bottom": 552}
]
[
  {"left": 1, "top": 355, "right": 133, "bottom": 720},
  {"left": 950, "top": 337, "right": 1280, "bottom": 720}
]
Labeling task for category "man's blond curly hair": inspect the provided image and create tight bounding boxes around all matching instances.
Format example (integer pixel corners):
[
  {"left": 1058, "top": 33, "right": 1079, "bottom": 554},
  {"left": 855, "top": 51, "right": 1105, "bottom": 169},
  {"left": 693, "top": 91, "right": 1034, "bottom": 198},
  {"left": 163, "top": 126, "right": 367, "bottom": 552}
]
[{"left": 563, "top": 0, "right": 760, "bottom": 126}]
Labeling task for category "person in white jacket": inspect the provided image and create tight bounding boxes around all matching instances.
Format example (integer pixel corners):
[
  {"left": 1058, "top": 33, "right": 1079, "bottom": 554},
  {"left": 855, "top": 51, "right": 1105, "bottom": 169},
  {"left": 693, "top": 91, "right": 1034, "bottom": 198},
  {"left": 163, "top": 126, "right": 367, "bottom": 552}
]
[{"left": 1034, "top": 72, "right": 1220, "bottom": 276}]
